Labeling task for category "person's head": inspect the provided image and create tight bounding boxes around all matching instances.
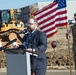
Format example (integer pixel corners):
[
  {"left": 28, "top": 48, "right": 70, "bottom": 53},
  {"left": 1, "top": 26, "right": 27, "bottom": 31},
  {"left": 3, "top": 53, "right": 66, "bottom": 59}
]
[
  {"left": 74, "top": 13, "right": 76, "bottom": 21},
  {"left": 27, "top": 18, "right": 38, "bottom": 32}
]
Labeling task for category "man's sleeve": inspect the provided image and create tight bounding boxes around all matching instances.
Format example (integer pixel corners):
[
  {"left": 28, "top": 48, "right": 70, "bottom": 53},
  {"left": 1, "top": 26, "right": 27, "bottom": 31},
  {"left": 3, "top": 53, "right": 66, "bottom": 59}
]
[{"left": 35, "top": 32, "right": 47, "bottom": 53}]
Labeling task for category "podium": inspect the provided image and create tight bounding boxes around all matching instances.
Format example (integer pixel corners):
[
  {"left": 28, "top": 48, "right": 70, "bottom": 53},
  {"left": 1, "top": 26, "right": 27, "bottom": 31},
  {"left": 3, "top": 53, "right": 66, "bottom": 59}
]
[{"left": 6, "top": 49, "right": 38, "bottom": 75}]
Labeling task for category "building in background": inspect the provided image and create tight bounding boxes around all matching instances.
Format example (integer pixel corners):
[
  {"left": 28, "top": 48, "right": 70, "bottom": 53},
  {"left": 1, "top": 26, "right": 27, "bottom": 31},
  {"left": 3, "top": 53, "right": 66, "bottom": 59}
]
[{"left": 20, "top": 6, "right": 30, "bottom": 24}]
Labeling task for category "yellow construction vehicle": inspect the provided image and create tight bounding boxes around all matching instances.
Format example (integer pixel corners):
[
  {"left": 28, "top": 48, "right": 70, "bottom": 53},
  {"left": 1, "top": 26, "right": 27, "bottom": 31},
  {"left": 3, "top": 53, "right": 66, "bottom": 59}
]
[{"left": 0, "top": 9, "right": 24, "bottom": 41}]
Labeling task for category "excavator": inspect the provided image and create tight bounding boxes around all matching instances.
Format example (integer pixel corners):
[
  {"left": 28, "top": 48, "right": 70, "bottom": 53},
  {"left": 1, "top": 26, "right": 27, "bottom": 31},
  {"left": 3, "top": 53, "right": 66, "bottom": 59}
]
[{"left": 0, "top": 9, "right": 24, "bottom": 42}]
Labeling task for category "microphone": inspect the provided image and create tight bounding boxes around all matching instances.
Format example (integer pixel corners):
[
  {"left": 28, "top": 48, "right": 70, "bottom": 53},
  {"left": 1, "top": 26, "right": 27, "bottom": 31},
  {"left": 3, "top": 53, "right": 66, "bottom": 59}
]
[{"left": 12, "top": 42, "right": 18, "bottom": 48}]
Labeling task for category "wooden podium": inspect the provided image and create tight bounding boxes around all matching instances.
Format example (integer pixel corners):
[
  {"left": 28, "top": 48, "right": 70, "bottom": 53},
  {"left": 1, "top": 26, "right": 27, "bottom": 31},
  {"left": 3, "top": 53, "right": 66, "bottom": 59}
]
[{"left": 6, "top": 49, "right": 38, "bottom": 75}]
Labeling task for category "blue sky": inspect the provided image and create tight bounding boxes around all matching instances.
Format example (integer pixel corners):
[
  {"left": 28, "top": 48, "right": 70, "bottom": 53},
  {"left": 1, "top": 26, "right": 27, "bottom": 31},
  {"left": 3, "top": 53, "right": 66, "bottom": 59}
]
[{"left": 0, "top": 0, "right": 75, "bottom": 10}]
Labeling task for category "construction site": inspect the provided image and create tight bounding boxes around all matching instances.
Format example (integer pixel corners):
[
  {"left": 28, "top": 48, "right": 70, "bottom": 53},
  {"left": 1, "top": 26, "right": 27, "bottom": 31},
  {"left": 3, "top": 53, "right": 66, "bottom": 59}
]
[{"left": 0, "top": 1, "right": 76, "bottom": 73}]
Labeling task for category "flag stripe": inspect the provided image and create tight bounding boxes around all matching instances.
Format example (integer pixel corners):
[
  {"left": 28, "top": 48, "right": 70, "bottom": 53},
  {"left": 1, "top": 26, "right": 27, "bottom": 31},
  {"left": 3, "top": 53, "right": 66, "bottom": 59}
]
[
  {"left": 43, "top": 26, "right": 57, "bottom": 33},
  {"left": 47, "top": 30, "right": 57, "bottom": 37},
  {"left": 43, "top": 27, "right": 57, "bottom": 37}
]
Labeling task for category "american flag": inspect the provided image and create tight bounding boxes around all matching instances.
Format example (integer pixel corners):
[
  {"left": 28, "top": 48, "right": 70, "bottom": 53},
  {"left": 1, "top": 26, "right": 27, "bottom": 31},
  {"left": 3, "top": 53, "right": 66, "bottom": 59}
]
[{"left": 33, "top": 0, "right": 68, "bottom": 37}]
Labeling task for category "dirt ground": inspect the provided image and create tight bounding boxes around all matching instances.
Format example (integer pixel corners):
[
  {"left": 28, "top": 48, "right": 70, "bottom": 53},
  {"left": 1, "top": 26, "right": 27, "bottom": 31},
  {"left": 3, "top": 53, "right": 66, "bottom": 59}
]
[{"left": 0, "top": 26, "right": 75, "bottom": 70}]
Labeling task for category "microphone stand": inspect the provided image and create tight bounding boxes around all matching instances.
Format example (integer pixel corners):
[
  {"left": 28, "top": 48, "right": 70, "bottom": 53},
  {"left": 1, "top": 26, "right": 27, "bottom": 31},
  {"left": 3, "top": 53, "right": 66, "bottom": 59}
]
[{"left": 0, "top": 38, "right": 17, "bottom": 51}]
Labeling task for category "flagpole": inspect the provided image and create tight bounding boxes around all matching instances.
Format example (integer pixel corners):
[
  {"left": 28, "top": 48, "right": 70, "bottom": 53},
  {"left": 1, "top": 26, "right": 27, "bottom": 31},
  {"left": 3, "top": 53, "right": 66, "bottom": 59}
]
[{"left": 66, "top": 26, "right": 72, "bottom": 75}]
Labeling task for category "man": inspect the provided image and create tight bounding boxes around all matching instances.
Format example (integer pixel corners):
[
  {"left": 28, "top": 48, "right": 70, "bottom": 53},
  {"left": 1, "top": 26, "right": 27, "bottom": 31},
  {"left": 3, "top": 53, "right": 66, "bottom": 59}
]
[
  {"left": 71, "top": 13, "right": 76, "bottom": 70},
  {"left": 18, "top": 18, "right": 47, "bottom": 75}
]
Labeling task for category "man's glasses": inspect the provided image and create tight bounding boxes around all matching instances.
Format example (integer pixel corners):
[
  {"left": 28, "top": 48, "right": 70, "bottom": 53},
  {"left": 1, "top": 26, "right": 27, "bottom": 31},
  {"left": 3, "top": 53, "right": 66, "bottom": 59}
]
[{"left": 27, "top": 23, "right": 35, "bottom": 25}]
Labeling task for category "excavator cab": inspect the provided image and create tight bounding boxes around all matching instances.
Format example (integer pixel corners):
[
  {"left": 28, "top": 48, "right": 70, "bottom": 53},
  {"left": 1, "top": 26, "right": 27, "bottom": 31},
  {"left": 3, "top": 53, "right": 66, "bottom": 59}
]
[
  {"left": 0, "top": 9, "right": 24, "bottom": 31},
  {"left": 1, "top": 10, "right": 10, "bottom": 23}
]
